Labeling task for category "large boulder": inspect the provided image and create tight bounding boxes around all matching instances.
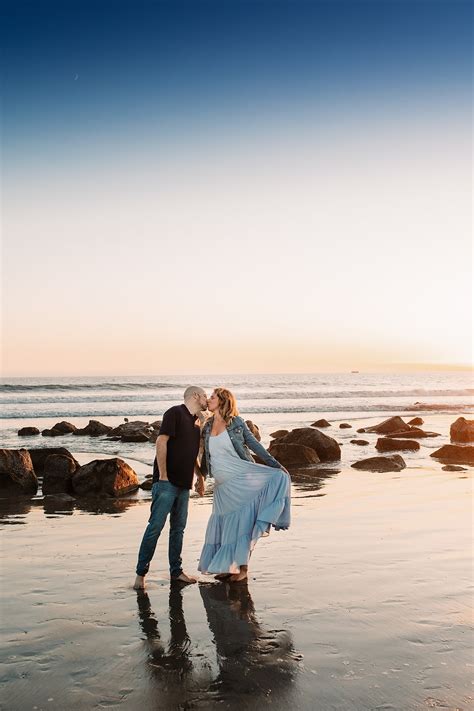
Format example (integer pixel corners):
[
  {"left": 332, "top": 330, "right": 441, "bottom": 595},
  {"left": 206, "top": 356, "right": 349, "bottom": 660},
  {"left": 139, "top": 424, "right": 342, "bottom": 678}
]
[
  {"left": 311, "top": 419, "right": 331, "bottom": 428},
  {"left": 42, "top": 454, "right": 79, "bottom": 495},
  {"left": 364, "top": 417, "right": 411, "bottom": 434},
  {"left": 108, "top": 421, "right": 151, "bottom": 437},
  {"left": 121, "top": 433, "right": 151, "bottom": 443},
  {"left": 245, "top": 420, "right": 261, "bottom": 441},
  {"left": 450, "top": 417, "right": 474, "bottom": 443},
  {"left": 376, "top": 438, "right": 420, "bottom": 452},
  {"left": 270, "top": 429, "right": 289, "bottom": 439},
  {"left": 0, "top": 449, "right": 38, "bottom": 496},
  {"left": 268, "top": 442, "right": 320, "bottom": 467},
  {"left": 430, "top": 445, "right": 474, "bottom": 466},
  {"left": 276, "top": 428, "right": 341, "bottom": 462},
  {"left": 351, "top": 455, "right": 406, "bottom": 473},
  {"left": 74, "top": 420, "right": 112, "bottom": 437},
  {"left": 28, "top": 447, "right": 74, "bottom": 476},
  {"left": 51, "top": 421, "right": 77, "bottom": 434},
  {"left": 18, "top": 427, "right": 40, "bottom": 436},
  {"left": 72, "top": 458, "right": 140, "bottom": 497},
  {"left": 42, "top": 428, "right": 64, "bottom": 437}
]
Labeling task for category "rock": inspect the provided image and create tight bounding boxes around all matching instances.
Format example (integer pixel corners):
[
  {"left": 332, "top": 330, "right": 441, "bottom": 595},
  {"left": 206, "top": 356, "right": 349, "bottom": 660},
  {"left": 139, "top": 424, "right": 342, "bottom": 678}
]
[
  {"left": 108, "top": 421, "right": 150, "bottom": 437},
  {"left": 42, "top": 454, "right": 79, "bottom": 495},
  {"left": 350, "top": 439, "right": 369, "bottom": 446},
  {"left": 408, "top": 417, "right": 424, "bottom": 426},
  {"left": 148, "top": 430, "right": 159, "bottom": 443},
  {"left": 430, "top": 445, "right": 474, "bottom": 466},
  {"left": 376, "top": 438, "right": 420, "bottom": 452},
  {"left": 364, "top": 416, "right": 411, "bottom": 434},
  {"left": 442, "top": 465, "right": 467, "bottom": 472},
  {"left": 384, "top": 428, "right": 439, "bottom": 439},
  {"left": 72, "top": 458, "right": 140, "bottom": 496},
  {"left": 270, "top": 429, "right": 289, "bottom": 439},
  {"left": 28, "top": 447, "right": 74, "bottom": 476},
  {"left": 121, "top": 433, "right": 151, "bottom": 443},
  {"left": 339, "top": 423, "right": 352, "bottom": 429},
  {"left": 51, "top": 421, "right": 77, "bottom": 434},
  {"left": 150, "top": 420, "right": 162, "bottom": 430},
  {"left": 268, "top": 442, "right": 320, "bottom": 467},
  {"left": 73, "top": 420, "right": 112, "bottom": 437},
  {"left": 351, "top": 455, "right": 406, "bottom": 472},
  {"left": 276, "top": 428, "right": 341, "bottom": 462},
  {"left": 311, "top": 419, "right": 331, "bottom": 428},
  {"left": 18, "top": 427, "right": 40, "bottom": 436},
  {"left": 140, "top": 479, "right": 154, "bottom": 490},
  {"left": 245, "top": 420, "right": 261, "bottom": 441},
  {"left": 42, "top": 428, "right": 64, "bottom": 437},
  {"left": 450, "top": 417, "right": 474, "bottom": 443},
  {"left": 356, "top": 428, "right": 366, "bottom": 433},
  {"left": 0, "top": 449, "right": 38, "bottom": 495}
]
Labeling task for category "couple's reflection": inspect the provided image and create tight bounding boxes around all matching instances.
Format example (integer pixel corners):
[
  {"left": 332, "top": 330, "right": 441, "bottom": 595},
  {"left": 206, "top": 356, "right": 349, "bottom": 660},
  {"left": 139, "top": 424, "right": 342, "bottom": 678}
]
[{"left": 136, "top": 581, "right": 299, "bottom": 704}]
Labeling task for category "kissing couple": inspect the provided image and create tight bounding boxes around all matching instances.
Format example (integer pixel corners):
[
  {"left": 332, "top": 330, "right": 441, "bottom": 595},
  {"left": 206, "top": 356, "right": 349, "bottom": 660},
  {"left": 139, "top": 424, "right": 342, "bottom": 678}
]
[{"left": 134, "top": 385, "right": 291, "bottom": 588}]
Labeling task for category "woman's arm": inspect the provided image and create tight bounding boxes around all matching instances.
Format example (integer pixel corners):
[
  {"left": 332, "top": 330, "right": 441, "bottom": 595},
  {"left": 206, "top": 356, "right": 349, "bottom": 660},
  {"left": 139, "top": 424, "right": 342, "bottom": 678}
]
[{"left": 242, "top": 420, "right": 282, "bottom": 469}]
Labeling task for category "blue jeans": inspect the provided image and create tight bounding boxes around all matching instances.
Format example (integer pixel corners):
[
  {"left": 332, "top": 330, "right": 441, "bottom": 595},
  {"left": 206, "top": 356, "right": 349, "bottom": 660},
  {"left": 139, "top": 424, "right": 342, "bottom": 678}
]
[{"left": 136, "top": 480, "right": 190, "bottom": 578}]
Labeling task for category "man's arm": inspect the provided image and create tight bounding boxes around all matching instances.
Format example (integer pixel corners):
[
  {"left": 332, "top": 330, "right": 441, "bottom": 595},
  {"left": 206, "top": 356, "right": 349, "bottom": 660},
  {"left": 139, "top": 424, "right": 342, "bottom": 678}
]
[{"left": 156, "top": 434, "right": 170, "bottom": 481}]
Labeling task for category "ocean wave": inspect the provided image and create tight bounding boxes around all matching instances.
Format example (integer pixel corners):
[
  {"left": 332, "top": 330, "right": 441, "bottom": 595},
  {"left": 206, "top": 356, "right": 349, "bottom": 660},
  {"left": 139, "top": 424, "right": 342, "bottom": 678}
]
[
  {"left": 1, "top": 403, "right": 472, "bottom": 419},
  {"left": 0, "top": 382, "right": 181, "bottom": 392}
]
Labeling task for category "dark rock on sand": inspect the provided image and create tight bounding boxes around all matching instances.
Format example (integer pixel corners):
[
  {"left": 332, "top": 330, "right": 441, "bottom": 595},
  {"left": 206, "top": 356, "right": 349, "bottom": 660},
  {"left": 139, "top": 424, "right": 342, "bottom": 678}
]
[
  {"left": 150, "top": 420, "right": 162, "bottom": 430},
  {"left": 43, "top": 454, "right": 80, "bottom": 495},
  {"left": 408, "top": 417, "right": 424, "bottom": 426},
  {"left": 442, "top": 464, "right": 467, "bottom": 472},
  {"left": 139, "top": 479, "right": 154, "bottom": 490},
  {"left": 365, "top": 416, "right": 411, "bottom": 435},
  {"left": 0, "top": 449, "right": 38, "bottom": 495},
  {"left": 276, "top": 428, "right": 341, "bottom": 462},
  {"left": 339, "top": 423, "right": 352, "bottom": 429},
  {"left": 356, "top": 428, "right": 366, "bottom": 433},
  {"left": 42, "top": 428, "right": 64, "bottom": 437},
  {"left": 245, "top": 420, "right": 261, "bottom": 441},
  {"left": 72, "top": 458, "right": 140, "bottom": 497},
  {"left": 122, "top": 433, "right": 151, "bottom": 443},
  {"left": 18, "top": 427, "right": 40, "bottom": 436},
  {"left": 311, "top": 419, "right": 331, "bottom": 428},
  {"left": 268, "top": 442, "right": 320, "bottom": 467},
  {"left": 450, "top": 417, "right": 474, "bottom": 443},
  {"left": 108, "top": 420, "right": 150, "bottom": 437},
  {"left": 270, "top": 429, "right": 290, "bottom": 439},
  {"left": 351, "top": 439, "right": 369, "bottom": 446},
  {"left": 29, "top": 447, "right": 74, "bottom": 476},
  {"left": 74, "top": 420, "right": 112, "bottom": 437},
  {"left": 351, "top": 455, "right": 406, "bottom": 473},
  {"left": 376, "top": 438, "right": 420, "bottom": 452},
  {"left": 430, "top": 445, "right": 474, "bottom": 466}
]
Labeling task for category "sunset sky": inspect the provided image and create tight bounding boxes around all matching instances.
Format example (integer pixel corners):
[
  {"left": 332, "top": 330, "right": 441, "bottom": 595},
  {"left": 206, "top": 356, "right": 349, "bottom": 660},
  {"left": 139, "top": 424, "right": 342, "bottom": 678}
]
[{"left": 2, "top": 0, "right": 472, "bottom": 376}]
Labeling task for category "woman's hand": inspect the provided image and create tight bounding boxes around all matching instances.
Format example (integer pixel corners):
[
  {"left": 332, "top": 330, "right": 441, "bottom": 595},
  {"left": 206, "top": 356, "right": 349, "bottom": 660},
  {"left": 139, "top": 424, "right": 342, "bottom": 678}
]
[{"left": 194, "top": 474, "right": 205, "bottom": 497}]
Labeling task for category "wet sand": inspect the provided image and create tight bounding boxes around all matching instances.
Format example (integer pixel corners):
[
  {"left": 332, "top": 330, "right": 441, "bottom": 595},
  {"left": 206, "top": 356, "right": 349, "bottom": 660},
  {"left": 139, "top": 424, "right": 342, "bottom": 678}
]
[{"left": 1, "top": 419, "right": 473, "bottom": 710}]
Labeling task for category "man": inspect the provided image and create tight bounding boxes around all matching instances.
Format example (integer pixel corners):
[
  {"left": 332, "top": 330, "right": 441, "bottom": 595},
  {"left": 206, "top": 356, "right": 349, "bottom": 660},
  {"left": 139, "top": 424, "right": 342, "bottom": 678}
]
[{"left": 134, "top": 386, "right": 208, "bottom": 589}]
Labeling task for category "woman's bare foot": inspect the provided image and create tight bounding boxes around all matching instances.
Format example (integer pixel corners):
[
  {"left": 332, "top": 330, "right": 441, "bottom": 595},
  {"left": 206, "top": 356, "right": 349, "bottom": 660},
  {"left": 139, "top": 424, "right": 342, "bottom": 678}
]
[
  {"left": 171, "top": 572, "right": 197, "bottom": 584},
  {"left": 133, "top": 575, "right": 145, "bottom": 589},
  {"left": 230, "top": 565, "right": 248, "bottom": 583}
]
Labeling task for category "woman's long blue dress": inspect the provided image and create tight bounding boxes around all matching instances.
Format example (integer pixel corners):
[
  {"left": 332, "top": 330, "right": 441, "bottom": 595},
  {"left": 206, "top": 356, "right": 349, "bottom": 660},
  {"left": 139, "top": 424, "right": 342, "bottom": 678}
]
[{"left": 198, "top": 430, "right": 291, "bottom": 574}]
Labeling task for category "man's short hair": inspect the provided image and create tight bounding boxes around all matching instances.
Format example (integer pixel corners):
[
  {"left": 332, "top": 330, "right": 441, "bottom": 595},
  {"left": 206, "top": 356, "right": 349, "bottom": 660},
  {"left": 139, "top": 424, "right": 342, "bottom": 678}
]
[{"left": 183, "top": 385, "right": 205, "bottom": 401}]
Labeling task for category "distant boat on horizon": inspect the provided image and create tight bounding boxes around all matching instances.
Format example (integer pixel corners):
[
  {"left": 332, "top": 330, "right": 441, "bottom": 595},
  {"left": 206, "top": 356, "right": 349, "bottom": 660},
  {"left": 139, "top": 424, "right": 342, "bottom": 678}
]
[{"left": 351, "top": 370, "right": 360, "bottom": 373}]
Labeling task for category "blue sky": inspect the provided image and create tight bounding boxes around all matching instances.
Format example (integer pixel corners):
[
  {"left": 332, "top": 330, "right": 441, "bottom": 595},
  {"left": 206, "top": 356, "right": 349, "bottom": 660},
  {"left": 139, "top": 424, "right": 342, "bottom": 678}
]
[{"left": 2, "top": 1, "right": 472, "bottom": 375}]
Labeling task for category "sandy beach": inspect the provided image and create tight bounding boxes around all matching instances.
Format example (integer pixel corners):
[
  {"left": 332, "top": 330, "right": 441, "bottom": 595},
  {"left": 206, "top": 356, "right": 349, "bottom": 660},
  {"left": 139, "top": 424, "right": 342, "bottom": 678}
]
[{"left": 1, "top": 408, "right": 472, "bottom": 711}]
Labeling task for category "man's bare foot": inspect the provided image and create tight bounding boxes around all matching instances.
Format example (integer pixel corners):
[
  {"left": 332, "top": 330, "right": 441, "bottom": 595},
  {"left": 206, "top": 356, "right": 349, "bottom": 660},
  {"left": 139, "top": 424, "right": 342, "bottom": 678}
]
[
  {"left": 134, "top": 575, "right": 145, "bottom": 589},
  {"left": 171, "top": 572, "right": 197, "bottom": 584}
]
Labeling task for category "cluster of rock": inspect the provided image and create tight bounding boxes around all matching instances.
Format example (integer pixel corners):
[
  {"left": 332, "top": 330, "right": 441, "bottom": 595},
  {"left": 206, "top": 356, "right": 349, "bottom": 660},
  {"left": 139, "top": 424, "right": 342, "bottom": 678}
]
[
  {"left": 19, "top": 419, "right": 162, "bottom": 443},
  {"left": 0, "top": 447, "right": 141, "bottom": 499}
]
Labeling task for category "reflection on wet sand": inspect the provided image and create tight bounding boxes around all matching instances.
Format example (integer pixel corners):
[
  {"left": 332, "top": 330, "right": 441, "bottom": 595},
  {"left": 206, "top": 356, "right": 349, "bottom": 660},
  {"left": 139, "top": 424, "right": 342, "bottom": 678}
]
[
  {"left": 136, "top": 582, "right": 301, "bottom": 708},
  {"left": 0, "top": 494, "right": 142, "bottom": 522}
]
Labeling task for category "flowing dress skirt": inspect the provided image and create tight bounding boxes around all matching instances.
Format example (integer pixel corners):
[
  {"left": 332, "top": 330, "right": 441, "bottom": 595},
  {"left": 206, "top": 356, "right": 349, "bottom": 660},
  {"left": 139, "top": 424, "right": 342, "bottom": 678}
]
[{"left": 198, "top": 430, "right": 291, "bottom": 574}]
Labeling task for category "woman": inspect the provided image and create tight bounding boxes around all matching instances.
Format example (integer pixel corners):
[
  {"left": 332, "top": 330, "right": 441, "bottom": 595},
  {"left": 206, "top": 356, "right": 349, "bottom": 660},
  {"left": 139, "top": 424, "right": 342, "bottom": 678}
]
[{"left": 198, "top": 388, "right": 291, "bottom": 582}]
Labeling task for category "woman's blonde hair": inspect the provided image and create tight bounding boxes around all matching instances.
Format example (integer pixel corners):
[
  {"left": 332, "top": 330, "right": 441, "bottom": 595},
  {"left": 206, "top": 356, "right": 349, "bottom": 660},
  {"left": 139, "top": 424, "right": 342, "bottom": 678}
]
[{"left": 214, "top": 387, "right": 239, "bottom": 425}]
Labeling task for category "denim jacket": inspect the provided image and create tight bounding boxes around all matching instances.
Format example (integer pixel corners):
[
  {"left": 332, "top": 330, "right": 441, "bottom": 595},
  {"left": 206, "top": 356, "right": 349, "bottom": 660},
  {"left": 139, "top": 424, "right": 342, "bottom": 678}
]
[{"left": 200, "top": 415, "right": 281, "bottom": 478}]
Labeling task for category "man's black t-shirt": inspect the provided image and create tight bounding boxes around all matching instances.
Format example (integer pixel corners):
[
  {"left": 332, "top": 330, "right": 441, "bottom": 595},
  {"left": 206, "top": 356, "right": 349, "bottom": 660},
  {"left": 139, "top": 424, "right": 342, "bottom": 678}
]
[{"left": 152, "top": 404, "right": 200, "bottom": 489}]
